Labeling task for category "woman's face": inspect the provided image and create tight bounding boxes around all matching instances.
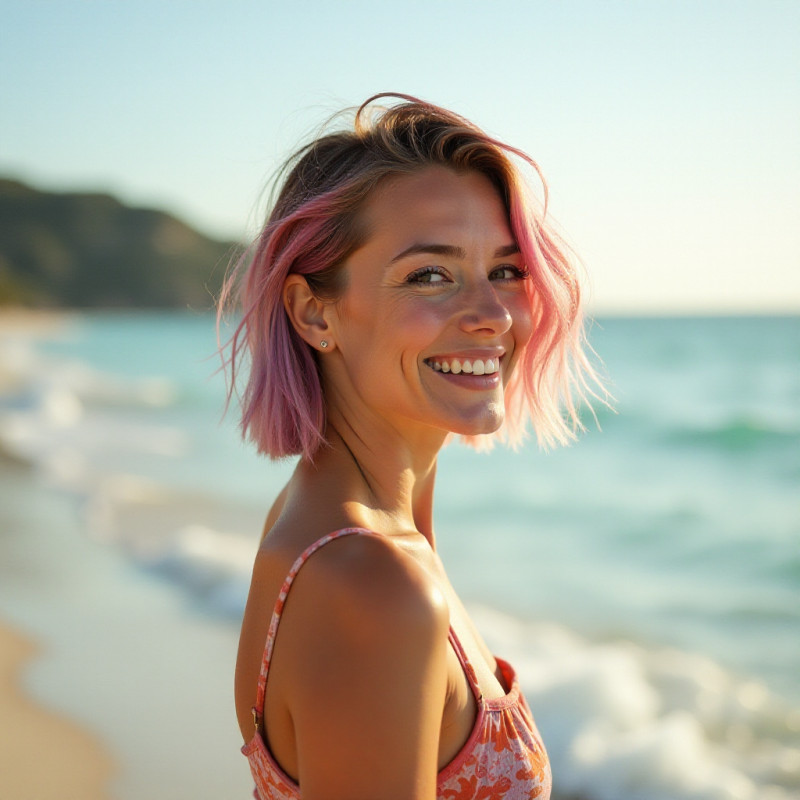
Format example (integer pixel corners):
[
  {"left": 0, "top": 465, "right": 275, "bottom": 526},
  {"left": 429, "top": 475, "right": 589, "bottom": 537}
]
[{"left": 322, "top": 165, "right": 534, "bottom": 442}]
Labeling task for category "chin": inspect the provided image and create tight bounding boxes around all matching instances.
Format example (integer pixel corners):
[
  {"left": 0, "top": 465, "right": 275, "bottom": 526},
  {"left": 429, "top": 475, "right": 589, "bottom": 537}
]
[{"left": 449, "top": 405, "right": 505, "bottom": 437}]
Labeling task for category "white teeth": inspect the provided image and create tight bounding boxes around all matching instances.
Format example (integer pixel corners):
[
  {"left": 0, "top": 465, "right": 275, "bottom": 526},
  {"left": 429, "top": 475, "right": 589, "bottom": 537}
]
[{"left": 427, "top": 357, "right": 501, "bottom": 375}]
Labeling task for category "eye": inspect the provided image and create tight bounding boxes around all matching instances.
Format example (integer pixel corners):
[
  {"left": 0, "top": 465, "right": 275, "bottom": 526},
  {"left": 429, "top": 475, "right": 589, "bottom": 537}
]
[
  {"left": 490, "top": 265, "right": 530, "bottom": 281},
  {"left": 406, "top": 266, "right": 450, "bottom": 284}
]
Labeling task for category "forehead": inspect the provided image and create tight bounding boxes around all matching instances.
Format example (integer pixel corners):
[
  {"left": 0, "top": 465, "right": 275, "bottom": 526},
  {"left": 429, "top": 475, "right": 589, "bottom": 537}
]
[{"left": 358, "top": 166, "right": 513, "bottom": 247}]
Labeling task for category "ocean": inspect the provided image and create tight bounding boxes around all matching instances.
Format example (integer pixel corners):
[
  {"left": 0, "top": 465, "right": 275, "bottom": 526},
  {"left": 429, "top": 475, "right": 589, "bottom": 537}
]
[{"left": 0, "top": 311, "right": 798, "bottom": 800}]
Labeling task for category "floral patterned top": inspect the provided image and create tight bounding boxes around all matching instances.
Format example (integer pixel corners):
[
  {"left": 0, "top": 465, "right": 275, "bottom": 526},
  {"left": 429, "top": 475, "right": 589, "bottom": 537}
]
[{"left": 241, "top": 528, "right": 552, "bottom": 799}]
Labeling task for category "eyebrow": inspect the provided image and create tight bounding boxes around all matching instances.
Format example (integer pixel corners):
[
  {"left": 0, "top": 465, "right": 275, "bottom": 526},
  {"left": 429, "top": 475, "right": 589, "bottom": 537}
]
[{"left": 390, "top": 242, "right": 520, "bottom": 263}]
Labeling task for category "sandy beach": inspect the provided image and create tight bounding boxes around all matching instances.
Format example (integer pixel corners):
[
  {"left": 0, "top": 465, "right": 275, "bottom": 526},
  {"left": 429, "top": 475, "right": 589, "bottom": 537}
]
[
  {"left": 0, "top": 621, "right": 115, "bottom": 799},
  {"left": 0, "top": 459, "right": 255, "bottom": 800},
  {"left": 0, "top": 308, "right": 75, "bottom": 332},
  {"left": 0, "top": 310, "right": 113, "bottom": 797},
  {"left": 0, "top": 314, "right": 257, "bottom": 799}
]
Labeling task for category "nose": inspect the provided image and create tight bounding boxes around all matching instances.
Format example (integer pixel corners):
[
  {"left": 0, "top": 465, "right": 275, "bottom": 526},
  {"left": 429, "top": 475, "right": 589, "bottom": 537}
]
[{"left": 457, "top": 281, "right": 513, "bottom": 336}]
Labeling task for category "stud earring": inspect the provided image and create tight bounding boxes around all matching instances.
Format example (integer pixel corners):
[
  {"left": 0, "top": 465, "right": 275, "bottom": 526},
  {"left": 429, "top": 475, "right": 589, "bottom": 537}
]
[{"left": 320, "top": 340, "right": 329, "bottom": 349}]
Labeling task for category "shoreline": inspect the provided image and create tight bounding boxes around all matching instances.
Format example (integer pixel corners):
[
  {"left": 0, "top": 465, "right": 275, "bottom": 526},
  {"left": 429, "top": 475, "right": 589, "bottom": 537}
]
[
  {"left": 0, "top": 306, "right": 77, "bottom": 334},
  {"left": 1, "top": 312, "right": 796, "bottom": 800},
  {"left": 0, "top": 455, "right": 255, "bottom": 800},
  {"left": 0, "top": 620, "right": 115, "bottom": 799}
]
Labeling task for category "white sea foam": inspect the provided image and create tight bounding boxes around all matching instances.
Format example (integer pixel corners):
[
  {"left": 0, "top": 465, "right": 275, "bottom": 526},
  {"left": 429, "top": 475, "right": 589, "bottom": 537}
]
[
  {"left": 0, "top": 338, "right": 178, "bottom": 436},
  {"left": 35, "top": 355, "right": 179, "bottom": 409},
  {"left": 0, "top": 350, "right": 189, "bottom": 467},
  {"left": 469, "top": 605, "right": 800, "bottom": 800},
  {"left": 0, "top": 406, "right": 190, "bottom": 479},
  {"left": 138, "top": 524, "right": 255, "bottom": 617}
]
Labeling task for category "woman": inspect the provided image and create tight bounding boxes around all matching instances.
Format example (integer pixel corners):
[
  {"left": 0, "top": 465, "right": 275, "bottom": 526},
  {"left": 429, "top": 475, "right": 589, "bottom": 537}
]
[{"left": 220, "top": 93, "right": 598, "bottom": 800}]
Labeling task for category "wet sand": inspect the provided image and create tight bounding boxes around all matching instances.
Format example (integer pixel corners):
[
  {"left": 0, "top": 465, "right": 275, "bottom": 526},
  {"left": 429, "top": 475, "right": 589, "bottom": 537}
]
[
  {"left": 0, "top": 310, "right": 113, "bottom": 796},
  {"left": 0, "top": 453, "right": 254, "bottom": 800},
  {"left": 0, "top": 621, "right": 115, "bottom": 799}
]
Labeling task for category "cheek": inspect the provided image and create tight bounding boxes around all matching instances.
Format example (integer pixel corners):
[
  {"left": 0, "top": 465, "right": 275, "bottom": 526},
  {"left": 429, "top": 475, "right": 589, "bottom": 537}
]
[
  {"left": 336, "top": 294, "right": 444, "bottom": 366},
  {"left": 403, "top": 302, "right": 452, "bottom": 335},
  {"left": 510, "top": 293, "right": 535, "bottom": 348},
  {"left": 380, "top": 301, "right": 452, "bottom": 351},
  {"left": 501, "top": 294, "right": 535, "bottom": 385}
]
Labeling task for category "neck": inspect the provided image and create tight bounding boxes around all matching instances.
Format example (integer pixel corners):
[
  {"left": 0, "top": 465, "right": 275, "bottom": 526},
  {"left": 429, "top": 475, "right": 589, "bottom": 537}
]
[{"left": 313, "top": 410, "right": 444, "bottom": 544}]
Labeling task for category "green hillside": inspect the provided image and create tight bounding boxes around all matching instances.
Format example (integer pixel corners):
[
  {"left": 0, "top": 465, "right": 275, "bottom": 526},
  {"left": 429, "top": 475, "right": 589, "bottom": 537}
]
[{"left": 0, "top": 178, "right": 239, "bottom": 308}]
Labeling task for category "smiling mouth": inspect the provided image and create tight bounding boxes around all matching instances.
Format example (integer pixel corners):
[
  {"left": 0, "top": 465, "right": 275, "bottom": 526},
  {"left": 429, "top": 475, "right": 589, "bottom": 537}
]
[{"left": 423, "top": 356, "right": 500, "bottom": 375}]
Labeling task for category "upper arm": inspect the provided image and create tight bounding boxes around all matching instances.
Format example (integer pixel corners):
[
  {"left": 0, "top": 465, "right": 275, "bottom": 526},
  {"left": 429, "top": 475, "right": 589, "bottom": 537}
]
[{"left": 280, "top": 536, "right": 450, "bottom": 800}]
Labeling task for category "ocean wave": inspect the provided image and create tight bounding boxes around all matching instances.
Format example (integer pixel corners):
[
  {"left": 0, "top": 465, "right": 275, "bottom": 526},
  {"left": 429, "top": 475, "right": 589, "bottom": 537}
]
[
  {"left": 74, "top": 474, "right": 264, "bottom": 617},
  {"left": 468, "top": 605, "right": 800, "bottom": 800},
  {"left": 0, "top": 335, "right": 180, "bottom": 417},
  {"left": 661, "top": 416, "right": 800, "bottom": 454},
  {"left": 0, "top": 407, "right": 190, "bottom": 476},
  {"left": 585, "top": 402, "right": 800, "bottom": 457},
  {"left": 0, "top": 338, "right": 190, "bottom": 474},
  {"left": 136, "top": 523, "right": 255, "bottom": 619}
]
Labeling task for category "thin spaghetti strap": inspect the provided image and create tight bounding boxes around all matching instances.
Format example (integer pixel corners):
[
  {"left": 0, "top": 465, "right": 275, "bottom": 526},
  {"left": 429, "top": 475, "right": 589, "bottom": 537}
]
[
  {"left": 252, "top": 527, "right": 373, "bottom": 729},
  {"left": 448, "top": 627, "right": 483, "bottom": 702}
]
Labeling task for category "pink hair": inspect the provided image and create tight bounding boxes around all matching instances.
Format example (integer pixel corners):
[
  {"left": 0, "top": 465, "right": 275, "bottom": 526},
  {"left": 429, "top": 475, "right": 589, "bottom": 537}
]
[{"left": 218, "top": 93, "right": 604, "bottom": 460}]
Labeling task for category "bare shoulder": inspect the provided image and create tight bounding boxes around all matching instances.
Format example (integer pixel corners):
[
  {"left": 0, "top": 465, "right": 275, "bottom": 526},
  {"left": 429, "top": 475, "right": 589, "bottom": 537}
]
[
  {"left": 282, "top": 529, "right": 449, "bottom": 642},
  {"left": 236, "top": 526, "right": 449, "bottom": 737},
  {"left": 237, "top": 519, "right": 454, "bottom": 796}
]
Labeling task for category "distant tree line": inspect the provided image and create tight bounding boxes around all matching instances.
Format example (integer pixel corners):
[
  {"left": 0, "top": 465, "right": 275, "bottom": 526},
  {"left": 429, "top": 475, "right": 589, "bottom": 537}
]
[{"left": 0, "top": 178, "right": 239, "bottom": 309}]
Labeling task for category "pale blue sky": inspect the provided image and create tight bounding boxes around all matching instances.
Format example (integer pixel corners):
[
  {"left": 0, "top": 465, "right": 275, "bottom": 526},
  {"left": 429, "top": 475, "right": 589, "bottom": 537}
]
[{"left": 2, "top": 0, "right": 798, "bottom": 313}]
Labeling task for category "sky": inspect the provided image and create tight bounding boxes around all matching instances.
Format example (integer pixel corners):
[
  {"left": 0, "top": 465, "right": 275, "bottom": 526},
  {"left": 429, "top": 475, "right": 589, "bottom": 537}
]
[{"left": 1, "top": 0, "right": 798, "bottom": 314}]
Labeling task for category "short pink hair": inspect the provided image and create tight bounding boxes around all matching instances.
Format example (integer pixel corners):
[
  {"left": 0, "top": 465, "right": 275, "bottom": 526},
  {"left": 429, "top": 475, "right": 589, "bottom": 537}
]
[{"left": 218, "top": 93, "right": 602, "bottom": 460}]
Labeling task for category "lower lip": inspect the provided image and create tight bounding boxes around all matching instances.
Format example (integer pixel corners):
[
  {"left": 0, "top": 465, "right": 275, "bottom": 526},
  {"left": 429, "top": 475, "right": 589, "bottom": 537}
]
[{"left": 426, "top": 365, "right": 501, "bottom": 390}]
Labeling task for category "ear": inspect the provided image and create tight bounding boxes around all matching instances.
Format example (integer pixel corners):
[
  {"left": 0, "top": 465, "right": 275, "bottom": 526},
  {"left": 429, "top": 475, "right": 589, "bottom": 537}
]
[{"left": 283, "top": 275, "right": 335, "bottom": 352}]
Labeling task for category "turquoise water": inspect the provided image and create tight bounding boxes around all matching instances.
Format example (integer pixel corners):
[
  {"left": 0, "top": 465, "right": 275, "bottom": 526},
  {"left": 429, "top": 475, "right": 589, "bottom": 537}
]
[{"left": 1, "top": 312, "right": 798, "bottom": 799}]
